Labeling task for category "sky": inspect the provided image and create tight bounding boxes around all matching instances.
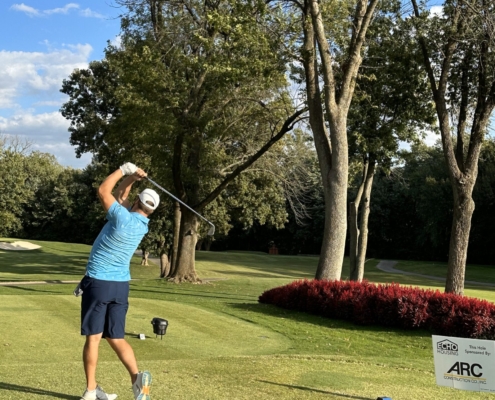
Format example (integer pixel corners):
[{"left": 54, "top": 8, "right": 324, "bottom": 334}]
[
  {"left": 1, "top": 2, "right": 481, "bottom": 170},
  {"left": 0, "top": 1, "right": 123, "bottom": 168}
]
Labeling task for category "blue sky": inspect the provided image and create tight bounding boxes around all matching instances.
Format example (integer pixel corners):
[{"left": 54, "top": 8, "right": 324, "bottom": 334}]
[
  {"left": 0, "top": 2, "right": 472, "bottom": 169},
  {"left": 0, "top": 2, "right": 123, "bottom": 168}
]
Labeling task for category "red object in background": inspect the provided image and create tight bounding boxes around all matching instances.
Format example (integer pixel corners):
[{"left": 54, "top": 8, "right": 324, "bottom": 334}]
[
  {"left": 269, "top": 245, "right": 279, "bottom": 255},
  {"left": 259, "top": 279, "right": 495, "bottom": 339}
]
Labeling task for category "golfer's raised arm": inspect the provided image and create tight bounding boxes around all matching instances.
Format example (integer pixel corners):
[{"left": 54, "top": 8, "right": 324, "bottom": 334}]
[{"left": 98, "top": 162, "right": 142, "bottom": 211}]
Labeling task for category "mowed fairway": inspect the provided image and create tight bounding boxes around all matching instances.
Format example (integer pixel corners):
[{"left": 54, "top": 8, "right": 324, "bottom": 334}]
[{"left": 1, "top": 240, "right": 495, "bottom": 399}]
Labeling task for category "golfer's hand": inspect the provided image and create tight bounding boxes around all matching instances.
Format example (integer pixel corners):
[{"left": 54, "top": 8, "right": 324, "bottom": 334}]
[
  {"left": 120, "top": 162, "right": 138, "bottom": 176},
  {"left": 132, "top": 168, "right": 147, "bottom": 181}
]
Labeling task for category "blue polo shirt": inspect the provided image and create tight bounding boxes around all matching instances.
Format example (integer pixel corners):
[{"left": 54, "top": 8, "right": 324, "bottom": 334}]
[{"left": 86, "top": 201, "right": 149, "bottom": 281}]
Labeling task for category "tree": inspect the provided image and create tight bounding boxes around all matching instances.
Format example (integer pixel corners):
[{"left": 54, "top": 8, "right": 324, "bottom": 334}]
[
  {"left": 138, "top": 205, "right": 174, "bottom": 277},
  {"left": 411, "top": 0, "right": 495, "bottom": 294},
  {"left": 292, "top": 0, "right": 380, "bottom": 280},
  {"left": 23, "top": 165, "right": 107, "bottom": 245},
  {"left": 0, "top": 136, "right": 63, "bottom": 238},
  {"left": 61, "top": 0, "right": 306, "bottom": 282},
  {"left": 346, "top": 5, "right": 436, "bottom": 281}
]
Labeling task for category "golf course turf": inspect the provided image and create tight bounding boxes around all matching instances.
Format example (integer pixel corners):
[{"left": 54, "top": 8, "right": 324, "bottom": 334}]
[{"left": 1, "top": 239, "right": 495, "bottom": 399}]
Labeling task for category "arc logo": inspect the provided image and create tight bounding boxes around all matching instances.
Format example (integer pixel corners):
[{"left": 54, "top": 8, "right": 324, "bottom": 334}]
[
  {"left": 437, "top": 339, "right": 458, "bottom": 355},
  {"left": 443, "top": 362, "right": 486, "bottom": 384},
  {"left": 447, "top": 362, "right": 483, "bottom": 378}
]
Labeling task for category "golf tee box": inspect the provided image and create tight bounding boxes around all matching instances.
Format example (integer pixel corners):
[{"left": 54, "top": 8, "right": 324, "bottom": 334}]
[{"left": 432, "top": 335, "right": 495, "bottom": 393}]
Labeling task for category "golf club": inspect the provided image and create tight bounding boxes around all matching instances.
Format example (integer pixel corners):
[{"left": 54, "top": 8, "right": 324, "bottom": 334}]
[{"left": 145, "top": 177, "right": 216, "bottom": 236}]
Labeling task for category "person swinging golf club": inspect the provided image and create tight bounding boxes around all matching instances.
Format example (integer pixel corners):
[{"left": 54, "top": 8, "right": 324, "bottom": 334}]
[{"left": 78, "top": 162, "right": 158, "bottom": 400}]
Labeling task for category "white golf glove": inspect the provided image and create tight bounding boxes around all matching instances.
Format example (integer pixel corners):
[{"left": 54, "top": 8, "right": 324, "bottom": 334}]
[{"left": 120, "top": 162, "right": 138, "bottom": 176}]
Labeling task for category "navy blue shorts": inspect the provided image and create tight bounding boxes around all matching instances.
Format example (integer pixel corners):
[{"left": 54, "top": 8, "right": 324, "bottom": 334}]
[{"left": 80, "top": 276, "right": 129, "bottom": 338}]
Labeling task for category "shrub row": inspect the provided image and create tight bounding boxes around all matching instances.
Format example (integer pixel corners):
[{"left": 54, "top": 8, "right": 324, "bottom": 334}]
[{"left": 258, "top": 279, "right": 495, "bottom": 339}]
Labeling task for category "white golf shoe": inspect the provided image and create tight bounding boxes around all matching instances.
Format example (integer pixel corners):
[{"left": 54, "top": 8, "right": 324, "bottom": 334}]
[{"left": 80, "top": 385, "right": 117, "bottom": 400}]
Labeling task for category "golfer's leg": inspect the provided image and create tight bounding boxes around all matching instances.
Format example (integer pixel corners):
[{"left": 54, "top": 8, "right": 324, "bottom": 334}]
[
  {"left": 83, "top": 333, "right": 103, "bottom": 391},
  {"left": 106, "top": 338, "right": 139, "bottom": 382}
]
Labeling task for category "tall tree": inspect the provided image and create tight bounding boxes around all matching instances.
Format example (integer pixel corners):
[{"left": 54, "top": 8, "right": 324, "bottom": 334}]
[
  {"left": 294, "top": 0, "right": 380, "bottom": 280},
  {"left": 346, "top": 6, "right": 435, "bottom": 281},
  {"left": 62, "top": 0, "right": 305, "bottom": 282},
  {"left": 411, "top": 0, "right": 495, "bottom": 294}
]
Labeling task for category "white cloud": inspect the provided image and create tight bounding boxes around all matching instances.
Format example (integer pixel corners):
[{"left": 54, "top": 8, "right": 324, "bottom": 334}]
[
  {"left": 0, "top": 44, "right": 92, "bottom": 108},
  {"left": 44, "top": 3, "right": 79, "bottom": 15},
  {"left": 10, "top": 3, "right": 40, "bottom": 17},
  {"left": 423, "top": 130, "right": 440, "bottom": 146},
  {"left": 111, "top": 35, "right": 122, "bottom": 48},
  {"left": 0, "top": 112, "right": 91, "bottom": 168},
  {"left": 0, "top": 44, "right": 94, "bottom": 168},
  {"left": 0, "top": 111, "right": 68, "bottom": 138},
  {"left": 10, "top": 3, "right": 87, "bottom": 17},
  {"left": 430, "top": 6, "right": 444, "bottom": 17},
  {"left": 79, "top": 8, "right": 105, "bottom": 19}
]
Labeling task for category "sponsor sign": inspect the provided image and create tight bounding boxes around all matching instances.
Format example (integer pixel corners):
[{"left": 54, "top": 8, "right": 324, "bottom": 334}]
[{"left": 432, "top": 335, "right": 495, "bottom": 393}]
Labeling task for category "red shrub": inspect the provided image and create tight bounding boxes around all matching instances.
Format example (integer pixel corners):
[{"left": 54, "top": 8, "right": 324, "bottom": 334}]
[{"left": 258, "top": 279, "right": 495, "bottom": 339}]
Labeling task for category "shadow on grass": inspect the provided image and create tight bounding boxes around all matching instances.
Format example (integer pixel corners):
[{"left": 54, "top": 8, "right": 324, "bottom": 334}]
[
  {"left": 229, "top": 302, "right": 431, "bottom": 338},
  {"left": 211, "top": 269, "right": 314, "bottom": 279},
  {"left": 130, "top": 286, "right": 255, "bottom": 302},
  {"left": 197, "top": 251, "right": 319, "bottom": 277},
  {"left": 0, "top": 382, "right": 79, "bottom": 399},
  {"left": 0, "top": 285, "right": 63, "bottom": 294},
  {"left": 258, "top": 380, "right": 373, "bottom": 399},
  {"left": 0, "top": 249, "right": 87, "bottom": 278}
]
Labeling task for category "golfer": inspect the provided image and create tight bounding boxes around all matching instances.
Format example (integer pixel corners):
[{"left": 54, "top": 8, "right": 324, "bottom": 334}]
[{"left": 78, "top": 162, "right": 158, "bottom": 400}]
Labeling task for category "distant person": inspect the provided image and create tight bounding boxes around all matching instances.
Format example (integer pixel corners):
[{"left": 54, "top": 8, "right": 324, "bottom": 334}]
[{"left": 76, "top": 162, "right": 159, "bottom": 400}]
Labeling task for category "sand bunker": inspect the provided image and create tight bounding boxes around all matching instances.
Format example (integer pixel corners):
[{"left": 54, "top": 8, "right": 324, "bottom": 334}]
[{"left": 0, "top": 241, "right": 41, "bottom": 251}]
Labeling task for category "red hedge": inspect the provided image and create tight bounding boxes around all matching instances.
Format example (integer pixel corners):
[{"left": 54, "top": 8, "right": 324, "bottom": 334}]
[{"left": 258, "top": 280, "right": 495, "bottom": 339}]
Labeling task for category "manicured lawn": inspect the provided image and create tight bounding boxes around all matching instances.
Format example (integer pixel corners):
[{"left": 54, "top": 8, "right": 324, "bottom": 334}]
[
  {"left": 0, "top": 241, "right": 494, "bottom": 399},
  {"left": 394, "top": 259, "right": 495, "bottom": 285}
]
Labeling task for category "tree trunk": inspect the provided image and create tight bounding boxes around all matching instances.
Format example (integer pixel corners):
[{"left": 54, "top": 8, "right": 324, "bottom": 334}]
[
  {"left": 160, "top": 251, "right": 170, "bottom": 278},
  {"left": 140, "top": 249, "right": 149, "bottom": 266},
  {"left": 305, "top": 0, "right": 379, "bottom": 281},
  {"left": 350, "top": 159, "right": 375, "bottom": 281},
  {"left": 168, "top": 209, "right": 201, "bottom": 283},
  {"left": 169, "top": 201, "right": 181, "bottom": 276},
  {"left": 301, "top": 11, "right": 338, "bottom": 280},
  {"left": 196, "top": 239, "right": 204, "bottom": 251},
  {"left": 314, "top": 118, "right": 349, "bottom": 280},
  {"left": 204, "top": 238, "right": 212, "bottom": 251},
  {"left": 445, "top": 184, "right": 475, "bottom": 294}
]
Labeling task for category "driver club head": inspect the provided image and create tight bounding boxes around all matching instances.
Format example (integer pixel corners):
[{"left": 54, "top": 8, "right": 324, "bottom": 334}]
[{"left": 207, "top": 225, "right": 215, "bottom": 236}]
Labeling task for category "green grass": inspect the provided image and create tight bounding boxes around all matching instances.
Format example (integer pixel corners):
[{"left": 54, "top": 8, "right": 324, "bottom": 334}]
[
  {"left": 395, "top": 259, "right": 495, "bottom": 285},
  {"left": 1, "top": 240, "right": 495, "bottom": 399}
]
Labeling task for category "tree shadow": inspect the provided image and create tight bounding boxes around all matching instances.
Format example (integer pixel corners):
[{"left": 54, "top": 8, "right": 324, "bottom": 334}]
[
  {"left": 130, "top": 287, "right": 254, "bottom": 302},
  {"left": 258, "top": 380, "right": 374, "bottom": 399},
  {"left": 0, "top": 285, "right": 63, "bottom": 294},
  {"left": 228, "top": 302, "right": 431, "bottom": 338},
  {"left": 196, "top": 251, "right": 319, "bottom": 277},
  {"left": 0, "top": 249, "right": 87, "bottom": 278},
  {"left": 211, "top": 269, "right": 314, "bottom": 279},
  {"left": 0, "top": 382, "right": 79, "bottom": 399}
]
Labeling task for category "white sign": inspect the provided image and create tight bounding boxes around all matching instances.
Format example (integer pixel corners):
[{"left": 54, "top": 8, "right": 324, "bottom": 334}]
[{"left": 432, "top": 335, "right": 495, "bottom": 393}]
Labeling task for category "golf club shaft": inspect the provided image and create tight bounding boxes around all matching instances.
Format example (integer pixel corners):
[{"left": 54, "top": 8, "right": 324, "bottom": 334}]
[{"left": 145, "top": 177, "right": 215, "bottom": 232}]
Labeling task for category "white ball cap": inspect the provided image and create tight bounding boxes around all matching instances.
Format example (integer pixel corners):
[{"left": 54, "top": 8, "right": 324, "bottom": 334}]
[{"left": 139, "top": 188, "right": 160, "bottom": 210}]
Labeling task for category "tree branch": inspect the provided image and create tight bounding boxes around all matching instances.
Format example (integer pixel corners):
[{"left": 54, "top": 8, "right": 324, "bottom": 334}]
[{"left": 196, "top": 107, "right": 307, "bottom": 209}]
